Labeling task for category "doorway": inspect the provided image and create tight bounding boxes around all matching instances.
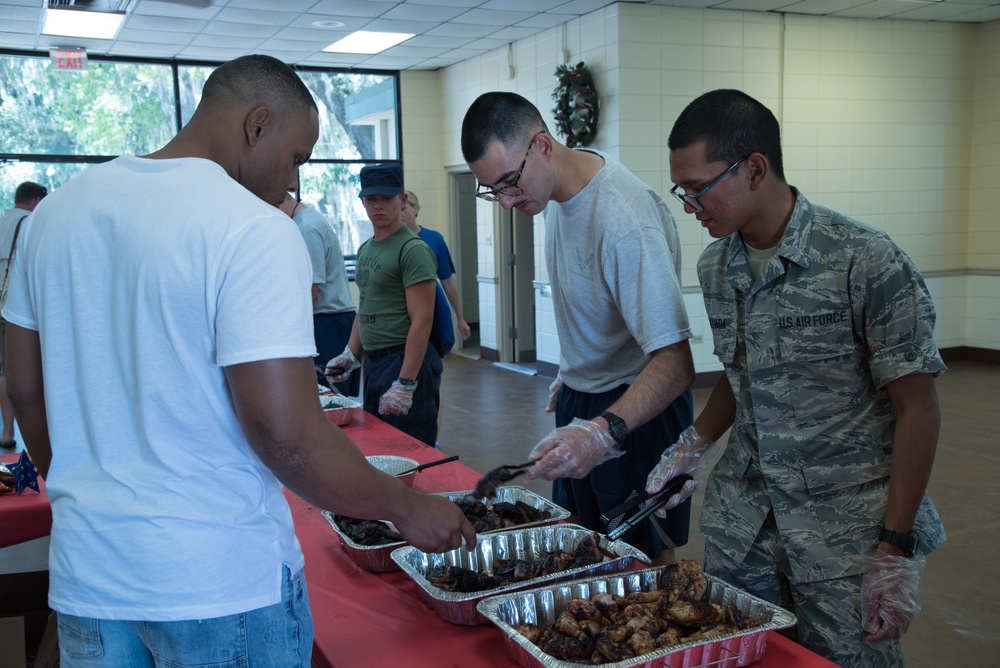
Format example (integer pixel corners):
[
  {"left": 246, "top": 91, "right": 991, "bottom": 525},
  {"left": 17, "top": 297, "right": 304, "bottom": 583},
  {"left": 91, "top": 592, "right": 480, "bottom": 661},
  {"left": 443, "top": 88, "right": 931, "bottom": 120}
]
[
  {"left": 495, "top": 205, "right": 536, "bottom": 371},
  {"left": 449, "top": 172, "right": 481, "bottom": 359}
]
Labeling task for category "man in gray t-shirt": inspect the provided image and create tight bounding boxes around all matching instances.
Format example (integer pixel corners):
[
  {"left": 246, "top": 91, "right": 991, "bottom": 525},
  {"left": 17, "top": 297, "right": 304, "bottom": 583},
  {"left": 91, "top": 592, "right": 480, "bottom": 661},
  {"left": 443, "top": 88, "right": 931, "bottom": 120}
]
[
  {"left": 461, "top": 92, "right": 696, "bottom": 564},
  {"left": 280, "top": 193, "right": 358, "bottom": 396}
]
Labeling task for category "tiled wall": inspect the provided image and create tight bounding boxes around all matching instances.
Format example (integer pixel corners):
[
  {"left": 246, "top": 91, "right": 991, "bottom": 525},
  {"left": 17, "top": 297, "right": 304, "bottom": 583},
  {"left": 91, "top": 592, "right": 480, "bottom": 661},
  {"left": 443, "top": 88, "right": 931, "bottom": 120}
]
[{"left": 402, "top": 4, "right": 1000, "bottom": 371}]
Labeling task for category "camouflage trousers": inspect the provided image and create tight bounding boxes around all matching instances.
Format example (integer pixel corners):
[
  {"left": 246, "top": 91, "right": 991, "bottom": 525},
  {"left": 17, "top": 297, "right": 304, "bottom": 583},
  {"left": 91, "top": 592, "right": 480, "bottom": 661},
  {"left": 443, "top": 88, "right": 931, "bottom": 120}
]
[{"left": 704, "top": 511, "right": 905, "bottom": 668}]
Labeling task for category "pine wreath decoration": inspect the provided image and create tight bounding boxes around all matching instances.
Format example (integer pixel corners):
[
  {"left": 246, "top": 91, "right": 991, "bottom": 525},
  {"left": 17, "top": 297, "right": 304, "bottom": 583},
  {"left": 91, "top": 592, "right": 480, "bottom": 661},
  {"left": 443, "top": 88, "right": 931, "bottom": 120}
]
[{"left": 552, "top": 62, "right": 599, "bottom": 148}]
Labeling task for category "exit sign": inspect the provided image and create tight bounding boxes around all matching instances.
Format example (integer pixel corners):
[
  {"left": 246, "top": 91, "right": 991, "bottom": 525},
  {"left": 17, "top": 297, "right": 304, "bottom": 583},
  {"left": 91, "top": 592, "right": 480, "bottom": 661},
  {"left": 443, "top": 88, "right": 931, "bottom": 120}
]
[{"left": 50, "top": 49, "right": 88, "bottom": 71}]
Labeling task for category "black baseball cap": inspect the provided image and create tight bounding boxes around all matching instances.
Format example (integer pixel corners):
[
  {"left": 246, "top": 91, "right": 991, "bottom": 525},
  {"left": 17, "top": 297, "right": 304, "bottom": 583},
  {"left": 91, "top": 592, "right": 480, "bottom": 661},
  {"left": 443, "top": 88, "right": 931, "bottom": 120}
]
[{"left": 359, "top": 163, "right": 403, "bottom": 197}]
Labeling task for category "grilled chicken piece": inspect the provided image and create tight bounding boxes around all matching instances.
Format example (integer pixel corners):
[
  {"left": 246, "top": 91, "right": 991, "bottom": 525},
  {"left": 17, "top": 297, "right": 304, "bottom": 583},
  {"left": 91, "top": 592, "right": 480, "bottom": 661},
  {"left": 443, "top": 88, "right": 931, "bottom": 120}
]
[
  {"left": 514, "top": 624, "right": 544, "bottom": 643},
  {"left": 568, "top": 598, "right": 608, "bottom": 624},
  {"left": 596, "top": 633, "right": 636, "bottom": 662},
  {"left": 542, "top": 633, "right": 595, "bottom": 661},
  {"left": 555, "top": 611, "right": 584, "bottom": 637},
  {"left": 666, "top": 595, "right": 725, "bottom": 627},
  {"left": 629, "top": 629, "right": 656, "bottom": 656},
  {"left": 591, "top": 593, "right": 624, "bottom": 624},
  {"left": 653, "top": 626, "right": 682, "bottom": 648},
  {"left": 658, "top": 559, "right": 708, "bottom": 601}
]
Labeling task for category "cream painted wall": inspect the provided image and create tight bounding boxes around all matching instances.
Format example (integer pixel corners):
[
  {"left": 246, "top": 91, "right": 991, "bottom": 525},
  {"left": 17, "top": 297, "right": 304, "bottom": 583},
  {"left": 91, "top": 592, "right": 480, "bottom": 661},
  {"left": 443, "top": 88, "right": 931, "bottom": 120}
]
[{"left": 402, "top": 4, "right": 1000, "bottom": 371}]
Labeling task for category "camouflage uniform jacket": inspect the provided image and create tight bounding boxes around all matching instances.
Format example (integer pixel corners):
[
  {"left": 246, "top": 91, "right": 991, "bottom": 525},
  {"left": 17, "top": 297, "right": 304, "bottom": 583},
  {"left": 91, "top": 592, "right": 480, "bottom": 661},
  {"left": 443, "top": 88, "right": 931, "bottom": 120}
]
[{"left": 698, "top": 190, "right": 947, "bottom": 584}]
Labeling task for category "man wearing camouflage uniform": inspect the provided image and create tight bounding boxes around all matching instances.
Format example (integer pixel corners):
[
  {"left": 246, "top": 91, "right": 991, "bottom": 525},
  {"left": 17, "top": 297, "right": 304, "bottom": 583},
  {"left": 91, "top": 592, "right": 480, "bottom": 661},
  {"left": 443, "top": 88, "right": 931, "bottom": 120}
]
[{"left": 648, "top": 89, "right": 946, "bottom": 668}]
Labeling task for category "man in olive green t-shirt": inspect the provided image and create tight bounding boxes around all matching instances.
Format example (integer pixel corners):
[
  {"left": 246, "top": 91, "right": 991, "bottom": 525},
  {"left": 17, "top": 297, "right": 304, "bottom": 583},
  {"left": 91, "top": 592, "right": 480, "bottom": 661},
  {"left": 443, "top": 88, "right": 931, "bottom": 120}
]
[{"left": 326, "top": 163, "right": 442, "bottom": 446}]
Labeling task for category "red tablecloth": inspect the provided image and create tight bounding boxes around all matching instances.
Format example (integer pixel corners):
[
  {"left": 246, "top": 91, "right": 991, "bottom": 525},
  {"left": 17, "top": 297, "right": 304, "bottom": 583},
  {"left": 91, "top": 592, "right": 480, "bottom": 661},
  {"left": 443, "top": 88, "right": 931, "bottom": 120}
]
[
  {"left": 290, "top": 409, "right": 839, "bottom": 668},
  {"left": 0, "top": 452, "right": 52, "bottom": 549}
]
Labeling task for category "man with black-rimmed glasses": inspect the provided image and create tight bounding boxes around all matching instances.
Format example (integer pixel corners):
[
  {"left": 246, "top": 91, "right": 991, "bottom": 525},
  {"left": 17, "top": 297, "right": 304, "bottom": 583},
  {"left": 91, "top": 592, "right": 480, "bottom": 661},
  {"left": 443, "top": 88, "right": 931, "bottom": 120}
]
[{"left": 461, "top": 92, "right": 696, "bottom": 564}]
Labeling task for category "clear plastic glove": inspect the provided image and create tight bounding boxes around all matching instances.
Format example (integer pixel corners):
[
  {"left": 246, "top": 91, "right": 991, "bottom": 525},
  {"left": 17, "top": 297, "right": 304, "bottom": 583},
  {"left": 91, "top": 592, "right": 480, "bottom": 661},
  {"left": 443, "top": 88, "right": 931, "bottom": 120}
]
[
  {"left": 525, "top": 417, "right": 625, "bottom": 480},
  {"left": 325, "top": 347, "right": 360, "bottom": 383},
  {"left": 379, "top": 380, "right": 416, "bottom": 416},
  {"left": 645, "top": 426, "right": 720, "bottom": 512},
  {"left": 545, "top": 376, "right": 563, "bottom": 414},
  {"left": 862, "top": 548, "right": 926, "bottom": 649}
]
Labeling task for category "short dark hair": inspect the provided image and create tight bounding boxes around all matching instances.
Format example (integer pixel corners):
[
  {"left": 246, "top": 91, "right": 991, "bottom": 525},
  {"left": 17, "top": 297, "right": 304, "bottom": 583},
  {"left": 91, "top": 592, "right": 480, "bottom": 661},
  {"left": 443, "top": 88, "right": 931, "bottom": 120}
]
[
  {"left": 200, "top": 54, "right": 316, "bottom": 118},
  {"left": 668, "top": 89, "right": 784, "bottom": 181},
  {"left": 14, "top": 181, "right": 47, "bottom": 204},
  {"left": 461, "top": 92, "right": 548, "bottom": 163}
]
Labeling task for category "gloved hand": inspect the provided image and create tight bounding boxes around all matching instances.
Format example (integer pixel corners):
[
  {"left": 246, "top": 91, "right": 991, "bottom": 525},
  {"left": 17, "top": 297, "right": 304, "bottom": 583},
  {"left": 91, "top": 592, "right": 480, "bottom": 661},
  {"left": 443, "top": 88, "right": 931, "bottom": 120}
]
[
  {"left": 379, "top": 380, "right": 416, "bottom": 416},
  {"left": 862, "top": 548, "right": 926, "bottom": 649},
  {"left": 325, "top": 347, "right": 360, "bottom": 383},
  {"left": 645, "top": 426, "right": 720, "bottom": 512},
  {"left": 544, "top": 376, "right": 563, "bottom": 414},
  {"left": 525, "top": 417, "right": 625, "bottom": 480}
]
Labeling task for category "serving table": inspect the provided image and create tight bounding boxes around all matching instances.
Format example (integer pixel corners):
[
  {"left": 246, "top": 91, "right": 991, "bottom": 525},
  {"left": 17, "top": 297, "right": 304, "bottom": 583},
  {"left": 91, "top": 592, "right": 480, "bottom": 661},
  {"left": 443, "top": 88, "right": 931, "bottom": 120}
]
[
  {"left": 291, "top": 409, "right": 839, "bottom": 668},
  {"left": 0, "top": 453, "right": 52, "bottom": 550}
]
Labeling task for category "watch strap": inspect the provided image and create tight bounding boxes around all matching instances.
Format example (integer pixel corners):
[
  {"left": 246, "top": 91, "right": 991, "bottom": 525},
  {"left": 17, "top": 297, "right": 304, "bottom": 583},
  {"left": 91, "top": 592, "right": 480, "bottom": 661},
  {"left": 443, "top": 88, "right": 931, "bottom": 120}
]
[
  {"left": 878, "top": 527, "right": 918, "bottom": 557},
  {"left": 598, "top": 410, "right": 628, "bottom": 444}
]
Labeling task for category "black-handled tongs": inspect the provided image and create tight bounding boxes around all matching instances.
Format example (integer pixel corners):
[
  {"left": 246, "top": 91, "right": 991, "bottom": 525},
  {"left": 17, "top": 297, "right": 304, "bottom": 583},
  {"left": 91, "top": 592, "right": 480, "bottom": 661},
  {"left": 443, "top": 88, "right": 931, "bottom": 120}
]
[{"left": 602, "top": 474, "right": 693, "bottom": 542}]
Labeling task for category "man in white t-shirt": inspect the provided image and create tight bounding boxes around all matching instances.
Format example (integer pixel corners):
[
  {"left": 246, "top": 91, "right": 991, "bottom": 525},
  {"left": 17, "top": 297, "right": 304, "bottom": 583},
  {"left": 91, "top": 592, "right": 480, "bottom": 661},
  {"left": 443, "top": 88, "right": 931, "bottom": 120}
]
[{"left": 3, "top": 55, "right": 474, "bottom": 667}]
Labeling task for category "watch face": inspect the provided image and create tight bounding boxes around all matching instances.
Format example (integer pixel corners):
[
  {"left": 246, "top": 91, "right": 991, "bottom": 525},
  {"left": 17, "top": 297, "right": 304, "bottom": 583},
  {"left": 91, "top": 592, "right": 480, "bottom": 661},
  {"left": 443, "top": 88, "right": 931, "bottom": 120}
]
[{"left": 398, "top": 378, "right": 417, "bottom": 387}]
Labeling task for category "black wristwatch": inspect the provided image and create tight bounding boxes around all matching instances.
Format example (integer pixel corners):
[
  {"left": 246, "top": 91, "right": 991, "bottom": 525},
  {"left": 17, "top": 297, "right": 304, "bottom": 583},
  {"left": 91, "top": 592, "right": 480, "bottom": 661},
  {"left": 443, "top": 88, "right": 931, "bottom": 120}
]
[
  {"left": 397, "top": 377, "right": 418, "bottom": 389},
  {"left": 878, "top": 527, "right": 919, "bottom": 558},
  {"left": 598, "top": 410, "right": 628, "bottom": 444}
]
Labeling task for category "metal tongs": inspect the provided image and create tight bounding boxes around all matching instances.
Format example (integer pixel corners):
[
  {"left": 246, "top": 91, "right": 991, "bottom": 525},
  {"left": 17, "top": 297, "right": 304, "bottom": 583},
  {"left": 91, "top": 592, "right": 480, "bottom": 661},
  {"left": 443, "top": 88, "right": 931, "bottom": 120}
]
[
  {"left": 471, "top": 461, "right": 535, "bottom": 499},
  {"left": 602, "top": 473, "right": 693, "bottom": 542}
]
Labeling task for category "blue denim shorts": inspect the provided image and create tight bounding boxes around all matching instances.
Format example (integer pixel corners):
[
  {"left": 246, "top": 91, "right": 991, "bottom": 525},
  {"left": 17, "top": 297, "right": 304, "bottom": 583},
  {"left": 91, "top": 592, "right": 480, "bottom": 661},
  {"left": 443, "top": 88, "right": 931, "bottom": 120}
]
[{"left": 58, "top": 565, "right": 313, "bottom": 667}]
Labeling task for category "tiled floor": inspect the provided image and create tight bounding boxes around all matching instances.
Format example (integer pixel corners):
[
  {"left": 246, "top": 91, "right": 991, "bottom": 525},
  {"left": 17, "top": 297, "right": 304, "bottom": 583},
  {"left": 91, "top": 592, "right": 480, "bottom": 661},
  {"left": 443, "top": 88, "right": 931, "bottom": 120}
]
[{"left": 437, "top": 355, "right": 999, "bottom": 668}]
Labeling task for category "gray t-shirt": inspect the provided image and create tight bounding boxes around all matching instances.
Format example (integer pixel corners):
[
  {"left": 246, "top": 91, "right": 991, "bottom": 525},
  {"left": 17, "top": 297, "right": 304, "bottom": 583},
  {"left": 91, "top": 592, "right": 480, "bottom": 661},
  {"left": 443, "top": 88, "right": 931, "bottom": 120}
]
[
  {"left": 292, "top": 206, "right": 354, "bottom": 315},
  {"left": 543, "top": 151, "right": 691, "bottom": 393}
]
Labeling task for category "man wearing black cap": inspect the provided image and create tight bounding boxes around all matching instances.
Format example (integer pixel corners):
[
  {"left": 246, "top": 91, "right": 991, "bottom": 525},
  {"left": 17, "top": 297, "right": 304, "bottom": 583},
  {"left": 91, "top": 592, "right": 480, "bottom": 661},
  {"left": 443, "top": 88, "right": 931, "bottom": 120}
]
[{"left": 326, "top": 163, "right": 442, "bottom": 446}]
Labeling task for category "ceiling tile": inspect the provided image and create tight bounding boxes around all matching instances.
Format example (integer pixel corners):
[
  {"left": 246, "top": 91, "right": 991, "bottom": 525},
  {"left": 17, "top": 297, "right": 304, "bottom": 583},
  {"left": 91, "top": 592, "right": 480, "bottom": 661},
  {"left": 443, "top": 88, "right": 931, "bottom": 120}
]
[
  {"left": 779, "top": 0, "right": 875, "bottom": 15},
  {"left": 306, "top": 0, "right": 397, "bottom": 17},
  {"left": 124, "top": 14, "right": 208, "bottom": 33},
  {"left": 132, "top": 0, "right": 224, "bottom": 20},
  {"left": 201, "top": 21, "right": 281, "bottom": 38},
  {"left": 116, "top": 29, "right": 195, "bottom": 45}
]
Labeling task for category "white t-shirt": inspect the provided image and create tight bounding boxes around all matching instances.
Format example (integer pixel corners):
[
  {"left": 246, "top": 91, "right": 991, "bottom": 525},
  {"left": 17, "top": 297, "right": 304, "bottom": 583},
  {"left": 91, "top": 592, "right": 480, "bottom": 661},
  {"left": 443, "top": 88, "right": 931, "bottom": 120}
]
[
  {"left": 2, "top": 156, "right": 316, "bottom": 621},
  {"left": 544, "top": 151, "right": 691, "bottom": 394}
]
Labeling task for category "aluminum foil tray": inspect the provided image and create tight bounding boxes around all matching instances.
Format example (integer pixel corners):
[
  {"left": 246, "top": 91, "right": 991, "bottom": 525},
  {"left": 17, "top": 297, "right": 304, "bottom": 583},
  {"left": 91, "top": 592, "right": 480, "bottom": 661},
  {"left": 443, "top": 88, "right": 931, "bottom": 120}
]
[
  {"left": 391, "top": 524, "right": 651, "bottom": 626},
  {"left": 476, "top": 567, "right": 797, "bottom": 668},
  {"left": 320, "top": 392, "right": 361, "bottom": 426},
  {"left": 322, "top": 486, "right": 571, "bottom": 573}
]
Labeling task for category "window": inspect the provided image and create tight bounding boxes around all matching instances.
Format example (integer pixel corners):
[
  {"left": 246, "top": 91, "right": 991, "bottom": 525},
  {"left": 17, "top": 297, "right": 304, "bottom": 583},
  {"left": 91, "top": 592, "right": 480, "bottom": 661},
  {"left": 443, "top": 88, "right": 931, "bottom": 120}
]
[{"left": 1, "top": 52, "right": 400, "bottom": 260}]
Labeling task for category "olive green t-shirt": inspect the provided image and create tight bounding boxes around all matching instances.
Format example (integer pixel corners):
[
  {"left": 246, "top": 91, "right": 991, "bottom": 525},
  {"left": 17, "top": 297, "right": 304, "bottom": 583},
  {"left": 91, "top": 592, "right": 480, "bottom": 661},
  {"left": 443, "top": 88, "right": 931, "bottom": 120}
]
[{"left": 355, "top": 225, "right": 437, "bottom": 351}]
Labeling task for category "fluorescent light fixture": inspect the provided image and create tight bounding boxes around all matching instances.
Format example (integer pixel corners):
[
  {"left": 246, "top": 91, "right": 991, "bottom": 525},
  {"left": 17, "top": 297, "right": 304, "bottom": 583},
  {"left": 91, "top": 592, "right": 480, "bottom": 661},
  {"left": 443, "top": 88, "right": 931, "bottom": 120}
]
[
  {"left": 323, "top": 31, "right": 413, "bottom": 55},
  {"left": 43, "top": 7, "right": 125, "bottom": 40}
]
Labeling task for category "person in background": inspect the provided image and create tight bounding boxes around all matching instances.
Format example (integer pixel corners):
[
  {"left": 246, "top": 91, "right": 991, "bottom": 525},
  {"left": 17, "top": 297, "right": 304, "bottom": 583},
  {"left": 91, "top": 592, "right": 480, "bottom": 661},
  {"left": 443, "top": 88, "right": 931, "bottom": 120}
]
[
  {"left": 279, "top": 188, "right": 359, "bottom": 397},
  {"left": 4, "top": 55, "right": 474, "bottom": 667},
  {"left": 401, "top": 190, "right": 467, "bottom": 441},
  {"left": 461, "top": 92, "right": 696, "bottom": 564},
  {"left": 649, "top": 88, "right": 946, "bottom": 668},
  {"left": 0, "top": 181, "right": 46, "bottom": 449},
  {"left": 326, "top": 164, "right": 442, "bottom": 447},
  {"left": 404, "top": 190, "right": 471, "bottom": 342}
]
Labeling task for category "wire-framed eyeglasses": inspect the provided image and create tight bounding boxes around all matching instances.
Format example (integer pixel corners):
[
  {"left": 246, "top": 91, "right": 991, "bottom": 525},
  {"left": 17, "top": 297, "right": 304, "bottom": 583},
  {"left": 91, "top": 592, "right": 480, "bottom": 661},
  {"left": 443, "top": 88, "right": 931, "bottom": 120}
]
[
  {"left": 476, "top": 131, "right": 546, "bottom": 202},
  {"left": 670, "top": 156, "right": 747, "bottom": 212}
]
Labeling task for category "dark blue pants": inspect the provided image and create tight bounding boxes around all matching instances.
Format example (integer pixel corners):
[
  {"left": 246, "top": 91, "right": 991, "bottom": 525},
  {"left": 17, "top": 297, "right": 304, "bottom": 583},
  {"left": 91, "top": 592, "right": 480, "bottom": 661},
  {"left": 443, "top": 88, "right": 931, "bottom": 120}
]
[
  {"left": 362, "top": 344, "right": 442, "bottom": 447},
  {"left": 314, "top": 311, "right": 359, "bottom": 396},
  {"left": 553, "top": 383, "right": 694, "bottom": 559}
]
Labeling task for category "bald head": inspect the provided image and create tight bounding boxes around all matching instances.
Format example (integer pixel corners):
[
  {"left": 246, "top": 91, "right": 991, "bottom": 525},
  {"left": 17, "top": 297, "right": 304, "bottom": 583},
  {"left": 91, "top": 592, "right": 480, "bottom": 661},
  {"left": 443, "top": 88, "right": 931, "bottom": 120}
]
[{"left": 198, "top": 54, "right": 316, "bottom": 120}]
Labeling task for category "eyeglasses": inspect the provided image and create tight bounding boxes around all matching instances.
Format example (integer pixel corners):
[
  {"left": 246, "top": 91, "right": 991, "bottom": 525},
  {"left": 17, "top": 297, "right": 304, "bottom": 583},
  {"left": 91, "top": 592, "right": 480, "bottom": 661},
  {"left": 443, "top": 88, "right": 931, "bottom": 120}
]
[
  {"left": 670, "top": 156, "right": 747, "bottom": 212},
  {"left": 476, "top": 131, "right": 545, "bottom": 202}
]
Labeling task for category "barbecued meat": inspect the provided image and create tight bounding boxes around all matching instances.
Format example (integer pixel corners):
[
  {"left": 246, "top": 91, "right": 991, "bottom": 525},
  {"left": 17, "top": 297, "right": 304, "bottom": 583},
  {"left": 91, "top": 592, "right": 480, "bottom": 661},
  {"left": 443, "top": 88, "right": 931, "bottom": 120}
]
[
  {"left": 332, "top": 515, "right": 403, "bottom": 545},
  {"left": 454, "top": 498, "right": 552, "bottom": 533},
  {"left": 658, "top": 559, "right": 708, "bottom": 601},
  {"left": 518, "top": 560, "right": 761, "bottom": 665},
  {"left": 337, "top": 498, "right": 552, "bottom": 546},
  {"left": 422, "top": 532, "right": 610, "bottom": 593}
]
